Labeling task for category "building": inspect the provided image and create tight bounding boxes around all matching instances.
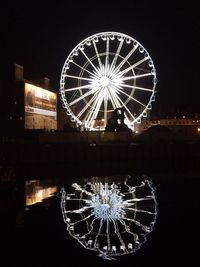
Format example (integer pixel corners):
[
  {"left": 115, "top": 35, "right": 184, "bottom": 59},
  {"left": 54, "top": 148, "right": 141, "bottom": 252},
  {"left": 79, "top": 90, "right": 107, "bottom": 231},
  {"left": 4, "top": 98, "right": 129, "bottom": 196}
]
[
  {"left": 1, "top": 64, "right": 57, "bottom": 135},
  {"left": 150, "top": 116, "right": 200, "bottom": 138}
]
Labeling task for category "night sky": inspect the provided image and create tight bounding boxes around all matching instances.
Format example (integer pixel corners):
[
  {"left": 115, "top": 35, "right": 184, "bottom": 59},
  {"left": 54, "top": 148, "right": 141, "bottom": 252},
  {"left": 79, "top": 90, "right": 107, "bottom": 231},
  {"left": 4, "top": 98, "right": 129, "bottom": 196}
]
[{"left": 1, "top": 0, "right": 200, "bottom": 115}]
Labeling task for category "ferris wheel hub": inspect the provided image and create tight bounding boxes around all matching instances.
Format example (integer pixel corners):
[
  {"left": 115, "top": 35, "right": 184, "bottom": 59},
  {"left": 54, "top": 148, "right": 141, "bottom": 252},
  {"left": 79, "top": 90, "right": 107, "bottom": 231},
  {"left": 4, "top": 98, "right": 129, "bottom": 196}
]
[
  {"left": 99, "top": 76, "right": 110, "bottom": 87},
  {"left": 100, "top": 203, "right": 110, "bottom": 209}
]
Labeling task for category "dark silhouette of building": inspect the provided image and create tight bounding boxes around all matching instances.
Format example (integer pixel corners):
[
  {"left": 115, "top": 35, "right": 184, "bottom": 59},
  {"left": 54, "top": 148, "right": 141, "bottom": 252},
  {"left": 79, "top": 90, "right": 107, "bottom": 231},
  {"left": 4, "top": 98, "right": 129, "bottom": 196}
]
[{"left": 105, "top": 108, "right": 132, "bottom": 132}]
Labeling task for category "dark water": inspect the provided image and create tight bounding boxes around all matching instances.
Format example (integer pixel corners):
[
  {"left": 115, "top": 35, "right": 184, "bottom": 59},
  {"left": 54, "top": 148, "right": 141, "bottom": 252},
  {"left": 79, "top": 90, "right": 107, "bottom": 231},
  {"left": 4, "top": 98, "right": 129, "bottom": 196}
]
[{"left": 0, "top": 169, "right": 199, "bottom": 267}]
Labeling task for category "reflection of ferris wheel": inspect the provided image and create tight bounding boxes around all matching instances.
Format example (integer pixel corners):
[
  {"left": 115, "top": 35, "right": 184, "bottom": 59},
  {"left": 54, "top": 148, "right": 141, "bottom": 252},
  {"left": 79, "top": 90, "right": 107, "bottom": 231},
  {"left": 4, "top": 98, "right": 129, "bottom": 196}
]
[
  {"left": 60, "top": 175, "right": 157, "bottom": 260},
  {"left": 60, "top": 32, "right": 157, "bottom": 131}
]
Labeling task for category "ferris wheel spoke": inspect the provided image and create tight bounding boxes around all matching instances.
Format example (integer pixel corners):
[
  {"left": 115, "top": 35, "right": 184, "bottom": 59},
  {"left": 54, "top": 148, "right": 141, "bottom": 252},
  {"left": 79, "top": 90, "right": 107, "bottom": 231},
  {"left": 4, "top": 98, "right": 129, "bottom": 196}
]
[
  {"left": 121, "top": 72, "right": 154, "bottom": 81},
  {"left": 92, "top": 40, "right": 103, "bottom": 69},
  {"left": 111, "top": 90, "right": 134, "bottom": 124},
  {"left": 87, "top": 100, "right": 103, "bottom": 129},
  {"left": 104, "top": 93, "right": 108, "bottom": 125},
  {"left": 119, "top": 219, "right": 139, "bottom": 243},
  {"left": 135, "top": 66, "right": 153, "bottom": 73},
  {"left": 115, "top": 87, "right": 146, "bottom": 108},
  {"left": 84, "top": 90, "right": 104, "bottom": 128},
  {"left": 64, "top": 206, "right": 91, "bottom": 214},
  {"left": 64, "top": 74, "right": 94, "bottom": 82},
  {"left": 110, "top": 39, "right": 124, "bottom": 71},
  {"left": 113, "top": 44, "right": 139, "bottom": 74},
  {"left": 94, "top": 219, "right": 103, "bottom": 248},
  {"left": 89, "top": 91, "right": 105, "bottom": 128},
  {"left": 72, "top": 61, "right": 99, "bottom": 79},
  {"left": 77, "top": 92, "right": 99, "bottom": 118},
  {"left": 113, "top": 91, "right": 136, "bottom": 121},
  {"left": 69, "top": 88, "right": 97, "bottom": 107},
  {"left": 111, "top": 219, "right": 126, "bottom": 248},
  {"left": 111, "top": 92, "right": 122, "bottom": 109},
  {"left": 68, "top": 90, "right": 80, "bottom": 103},
  {"left": 105, "top": 37, "right": 110, "bottom": 70},
  {"left": 83, "top": 218, "right": 96, "bottom": 237},
  {"left": 123, "top": 217, "right": 150, "bottom": 232},
  {"left": 72, "top": 213, "right": 95, "bottom": 226},
  {"left": 107, "top": 90, "right": 117, "bottom": 110},
  {"left": 69, "top": 87, "right": 99, "bottom": 106},
  {"left": 107, "top": 89, "right": 120, "bottom": 110},
  {"left": 120, "top": 56, "right": 149, "bottom": 76},
  {"left": 80, "top": 49, "right": 99, "bottom": 73},
  {"left": 64, "top": 84, "right": 93, "bottom": 92},
  {"left": 84, "top": 94, "right": 100, "bottom": 124},
  {"left": 120, "top": 84, "right": 153, "bottom": 92},
  {"left": 125, "top": 207, "right": 155, "bottom": 215},
  {"left": 109, "top": 89, "right": 132, "bottom": 125},
  {"left": 106, "top": 219, "right": 111, "bottom": 251}
]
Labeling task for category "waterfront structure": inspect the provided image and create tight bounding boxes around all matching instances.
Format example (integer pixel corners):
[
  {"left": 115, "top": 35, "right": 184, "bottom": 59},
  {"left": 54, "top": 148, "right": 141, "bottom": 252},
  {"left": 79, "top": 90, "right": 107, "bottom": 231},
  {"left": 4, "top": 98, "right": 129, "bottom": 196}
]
[{"left": 2, "top": 64, "right": 57, "bottom": 133}]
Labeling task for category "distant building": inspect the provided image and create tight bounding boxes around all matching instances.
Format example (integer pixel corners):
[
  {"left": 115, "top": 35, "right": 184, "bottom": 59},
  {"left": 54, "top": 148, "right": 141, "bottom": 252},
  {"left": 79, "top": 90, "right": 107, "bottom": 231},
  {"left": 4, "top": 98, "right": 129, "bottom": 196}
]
[
  {"left": 150, "top": 116, "right": 200, "bottom": 138},
  {"left": 1, "top": 64, "right": 57, "bottom": 134},
  {"left": 151, "top": 117, "right": 200, "bottom": 126}
]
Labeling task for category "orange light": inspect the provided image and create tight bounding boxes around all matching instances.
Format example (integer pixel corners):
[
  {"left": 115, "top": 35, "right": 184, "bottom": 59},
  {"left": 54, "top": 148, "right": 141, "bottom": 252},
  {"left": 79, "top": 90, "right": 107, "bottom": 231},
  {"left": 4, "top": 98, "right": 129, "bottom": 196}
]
[
  {"left": 26, "top": 186, "right": 57, "bottom": 206},
  {"left": 197, "top": 127, "right": 200, "bottom": 133}
]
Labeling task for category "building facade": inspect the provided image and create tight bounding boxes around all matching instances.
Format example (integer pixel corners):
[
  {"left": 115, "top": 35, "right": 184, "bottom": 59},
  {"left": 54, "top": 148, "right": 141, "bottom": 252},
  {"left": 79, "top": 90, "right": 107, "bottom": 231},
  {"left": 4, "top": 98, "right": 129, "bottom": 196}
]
[{"left": 1, "top": 64, "right": 57, "bottom": 135}]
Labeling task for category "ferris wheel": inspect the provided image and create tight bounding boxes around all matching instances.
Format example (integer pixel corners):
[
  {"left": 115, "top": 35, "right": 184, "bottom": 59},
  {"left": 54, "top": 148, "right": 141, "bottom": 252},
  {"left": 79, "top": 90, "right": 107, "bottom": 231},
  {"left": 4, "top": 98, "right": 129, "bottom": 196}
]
[{"left": 60, "top": 32, "right": 157, "bottom": 131}]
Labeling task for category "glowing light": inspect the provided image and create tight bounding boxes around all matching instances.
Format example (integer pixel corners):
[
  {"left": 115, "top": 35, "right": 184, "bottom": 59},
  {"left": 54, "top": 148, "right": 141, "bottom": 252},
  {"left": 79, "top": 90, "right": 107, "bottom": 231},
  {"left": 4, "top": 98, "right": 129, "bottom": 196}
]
[
  {"left": 99, "top": 76, "right": 110, "bottom": 87},
  {"left": 60, "top": 175, "right": 157, "bottom": 260},
  {"left": 26, "top": 180, "right": 57, "bottom": 206},
  {"left": 60, "top": 32, "right": 157, "bottom": 131}
]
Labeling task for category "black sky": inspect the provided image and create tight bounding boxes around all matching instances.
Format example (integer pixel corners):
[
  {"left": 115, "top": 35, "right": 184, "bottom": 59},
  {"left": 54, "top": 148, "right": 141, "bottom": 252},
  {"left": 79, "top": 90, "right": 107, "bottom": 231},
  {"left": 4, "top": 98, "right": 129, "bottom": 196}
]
[{"left": 1, "top": 0, "right": 200, "bottom": 115}]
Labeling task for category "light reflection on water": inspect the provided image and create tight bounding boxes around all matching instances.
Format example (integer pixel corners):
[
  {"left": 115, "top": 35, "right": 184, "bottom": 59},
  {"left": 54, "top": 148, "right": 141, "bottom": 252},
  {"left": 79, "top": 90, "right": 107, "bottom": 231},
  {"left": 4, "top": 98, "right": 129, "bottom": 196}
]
[
  {"left": 25, "top": 180, "right": 57, "bottom": 207},
  {"left": 2, "top": 171, "right": 198, "bottom": 266},
  {"left": 60, "top": 174, "right": 158, "bottom": 260}
]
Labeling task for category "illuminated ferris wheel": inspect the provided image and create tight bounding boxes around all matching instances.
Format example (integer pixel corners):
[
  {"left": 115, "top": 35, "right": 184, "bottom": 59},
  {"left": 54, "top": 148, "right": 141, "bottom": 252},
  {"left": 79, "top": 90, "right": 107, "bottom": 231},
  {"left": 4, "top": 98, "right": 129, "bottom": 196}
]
[{"left": 60, "top": 32, "right": 157, "bottom": 131}]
